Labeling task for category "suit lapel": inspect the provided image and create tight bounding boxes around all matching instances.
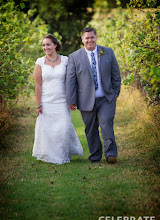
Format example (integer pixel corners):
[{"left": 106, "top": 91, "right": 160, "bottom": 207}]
[
  {"left": 81, "top": 46, "right": 104, "bottom": 82},
  {"left": 97, "top": 45, "right": 103, "bottom": 81},
  {"left": 81, "top": 47, "right": 94, "bottom": 79},
  {"left": 97, "top": 45, "right": 101, "bottom": 72}
]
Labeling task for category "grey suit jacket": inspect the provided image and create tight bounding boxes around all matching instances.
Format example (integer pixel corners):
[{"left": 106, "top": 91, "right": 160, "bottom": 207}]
[{"left": 66, "top": 45, "right": 121, "bottom": 111}]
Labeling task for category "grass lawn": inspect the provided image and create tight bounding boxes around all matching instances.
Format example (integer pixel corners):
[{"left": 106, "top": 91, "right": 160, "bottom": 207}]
[{"left": 0, "top": 87, "right": 160, "bottom": 220}]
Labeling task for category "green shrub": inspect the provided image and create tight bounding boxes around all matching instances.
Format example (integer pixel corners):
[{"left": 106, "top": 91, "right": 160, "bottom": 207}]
[
  {"left": 0, "top": 1, "right": 48, "bottom": 101},
  {"left": 98, "top": 1, "right": 160, "bottom": 104},
  {"left": 0, "top": 1, "right": 49, "bottom": 146}
]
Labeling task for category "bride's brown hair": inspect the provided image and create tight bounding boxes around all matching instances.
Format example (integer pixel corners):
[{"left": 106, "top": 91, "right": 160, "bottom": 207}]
[{"left": 43, "top": 34, "right": 62, "bottom": 51}]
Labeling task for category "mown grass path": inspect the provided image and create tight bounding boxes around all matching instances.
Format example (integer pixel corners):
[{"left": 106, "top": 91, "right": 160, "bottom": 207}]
[{"left": 0, "top": 88, "right": 160, "bottom": 220}]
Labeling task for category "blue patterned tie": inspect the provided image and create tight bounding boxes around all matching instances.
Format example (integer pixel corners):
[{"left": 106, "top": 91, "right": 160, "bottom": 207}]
[{"left": 91, "top": 52, "right": 98, "bottom": 91}]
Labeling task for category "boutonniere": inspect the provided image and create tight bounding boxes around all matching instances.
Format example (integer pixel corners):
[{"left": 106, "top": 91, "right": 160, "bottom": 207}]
[{"left": 98, "top": 48, "right": 106, "bottom": 57}]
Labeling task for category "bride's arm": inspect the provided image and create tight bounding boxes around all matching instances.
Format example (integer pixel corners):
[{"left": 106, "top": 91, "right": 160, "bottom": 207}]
[{"left": 34, "top": 64, "right": 42, "bottom": 116}]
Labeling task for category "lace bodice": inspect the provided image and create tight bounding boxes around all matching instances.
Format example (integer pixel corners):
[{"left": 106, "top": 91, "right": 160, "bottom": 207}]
[{"left": 36, "top": 55, "right": 68, "bottom": 103}]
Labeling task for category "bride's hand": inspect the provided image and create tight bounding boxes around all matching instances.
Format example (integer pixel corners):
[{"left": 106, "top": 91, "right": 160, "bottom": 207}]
[
  {"left": 68, "top": 104, "right": 77, "bottom": 111},
  {"left": 36, "top": 107, "right": 42, "bottom": 116}
]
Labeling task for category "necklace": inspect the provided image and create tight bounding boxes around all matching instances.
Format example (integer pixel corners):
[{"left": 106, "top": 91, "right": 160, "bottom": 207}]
[{"left": 46, "top": 54, "right": 59, "bottom": 63}]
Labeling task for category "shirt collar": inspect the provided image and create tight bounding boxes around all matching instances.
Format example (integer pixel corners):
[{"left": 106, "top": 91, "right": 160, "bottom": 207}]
[{"left": 84, "top": 46, "right": 97, "bottom": 55}]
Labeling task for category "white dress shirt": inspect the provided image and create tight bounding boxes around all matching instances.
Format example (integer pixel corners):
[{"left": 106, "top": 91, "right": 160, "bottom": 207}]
[{"left": 84, "top": 46, "right": 105, "bottom": 98}]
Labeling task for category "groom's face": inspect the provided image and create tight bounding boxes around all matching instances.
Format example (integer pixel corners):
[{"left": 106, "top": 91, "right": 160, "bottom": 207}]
[{"left": 81, "top": 31, "right": 97, "bottom": 51}]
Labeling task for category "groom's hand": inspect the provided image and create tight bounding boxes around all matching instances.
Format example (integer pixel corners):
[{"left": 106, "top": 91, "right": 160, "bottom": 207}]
[{"left": 68, "top": 104, "right": 77, "bottom": 111}]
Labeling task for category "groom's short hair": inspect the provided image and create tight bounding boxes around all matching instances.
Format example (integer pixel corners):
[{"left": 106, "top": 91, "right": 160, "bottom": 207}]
[{"left": 82, "top": 27, "right": 97, "bottom": 36}]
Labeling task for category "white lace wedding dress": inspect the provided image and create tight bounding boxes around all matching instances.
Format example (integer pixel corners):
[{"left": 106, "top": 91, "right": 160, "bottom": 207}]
[{"left": 32, "top": 55, "right": 83, "bottom": 164}]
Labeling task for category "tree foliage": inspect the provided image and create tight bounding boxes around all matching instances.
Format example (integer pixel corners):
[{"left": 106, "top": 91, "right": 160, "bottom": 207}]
[
  {"left": 0, "top": 1, "right": 49, "bottom": 146},
  {"left": 0, "top": 1, "right": 48, "bottom": 101},
  {"left": 10, "top": 0, "right": 95, "bottom": 55},
  {"left": 99, "top": 0, "right": 160, "bottom": 103},
  {"left": 93, "top": 0, "right": 160, "bottom": 9}
]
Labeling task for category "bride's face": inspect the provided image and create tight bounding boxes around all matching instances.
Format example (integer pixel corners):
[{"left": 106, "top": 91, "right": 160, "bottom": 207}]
[{"left": 43, "top": 38, "right": 57, "bottom": 55}]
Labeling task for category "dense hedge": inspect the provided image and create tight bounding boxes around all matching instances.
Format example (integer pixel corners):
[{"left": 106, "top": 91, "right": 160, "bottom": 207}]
[
  {"left": 98, "top": 1, "right": 160, "bottom": 104},
  {"left": 0, "top": 1, "right": 49, "bottom": 102},
  {"left": 0, "top": 1, "right": 49, "bottom": 147}
]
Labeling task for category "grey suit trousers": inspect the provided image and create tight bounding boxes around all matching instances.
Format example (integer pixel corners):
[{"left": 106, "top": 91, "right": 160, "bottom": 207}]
[{"left": 81, "top": 96, "right": 117, "bottom": 162}]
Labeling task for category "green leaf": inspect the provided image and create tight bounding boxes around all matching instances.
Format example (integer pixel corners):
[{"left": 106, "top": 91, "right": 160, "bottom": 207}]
[{"left": 20, "top": 3, "right": 25, "bottom": 9}]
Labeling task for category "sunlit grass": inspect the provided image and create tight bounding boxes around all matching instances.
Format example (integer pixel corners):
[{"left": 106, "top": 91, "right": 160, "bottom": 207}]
[{"left": 0, "top": 87, "right": 160, "bottom": 220}]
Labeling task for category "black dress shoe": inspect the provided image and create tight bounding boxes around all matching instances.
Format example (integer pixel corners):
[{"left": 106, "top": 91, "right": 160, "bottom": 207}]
[
  {"left": 106, "top": 156, "right": 117, "bottom": 163},
  {"left": 91, "top": 160, "right": 100, "bottom": 163}
]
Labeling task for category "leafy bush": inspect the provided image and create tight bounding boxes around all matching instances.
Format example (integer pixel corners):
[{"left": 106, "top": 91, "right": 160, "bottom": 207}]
[
  {"left": 10, "top": 0, "right": 95, "bottom": 55},
  {"left": 0, "top": 1, "right": 48, "bottom": 101},
  {"left": 98, "top": 1, "right": 160, "bottom": 104},
  {"left": 0, "top": 1, "right": 49, "bottom": 147}
]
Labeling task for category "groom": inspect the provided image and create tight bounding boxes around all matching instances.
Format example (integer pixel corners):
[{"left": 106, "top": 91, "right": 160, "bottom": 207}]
[{"left": 66, "top": 27, "right": 121, "bottom": 163}]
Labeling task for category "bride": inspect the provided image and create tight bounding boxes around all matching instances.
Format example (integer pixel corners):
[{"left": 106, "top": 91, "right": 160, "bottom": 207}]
[{"left": 32, "top": 34, "right": 83, "bottom": 164}]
